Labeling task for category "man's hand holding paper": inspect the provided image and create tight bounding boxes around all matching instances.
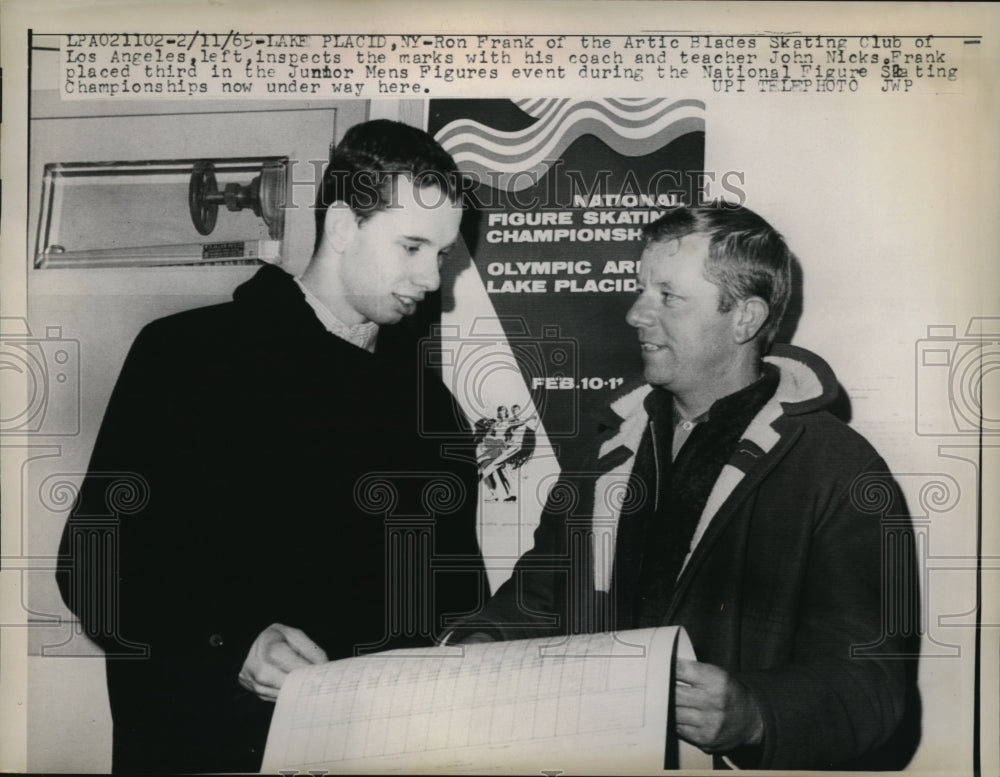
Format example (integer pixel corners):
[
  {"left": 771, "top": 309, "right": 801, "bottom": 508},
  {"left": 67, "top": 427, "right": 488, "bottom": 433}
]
[{"left": 238, "top": 623, "right": 328, "bottom": 702}]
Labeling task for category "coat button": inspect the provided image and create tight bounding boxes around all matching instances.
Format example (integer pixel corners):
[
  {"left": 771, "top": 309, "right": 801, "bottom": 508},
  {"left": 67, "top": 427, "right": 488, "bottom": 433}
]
[{"left": 208, "top": 633, "right": 225, "bottom": 648}]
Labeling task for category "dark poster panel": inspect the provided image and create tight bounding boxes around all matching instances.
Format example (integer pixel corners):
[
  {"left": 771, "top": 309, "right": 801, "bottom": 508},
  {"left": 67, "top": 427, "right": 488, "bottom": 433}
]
[{"left": 429, "top": 98, "right": 705, "bottom": 468}]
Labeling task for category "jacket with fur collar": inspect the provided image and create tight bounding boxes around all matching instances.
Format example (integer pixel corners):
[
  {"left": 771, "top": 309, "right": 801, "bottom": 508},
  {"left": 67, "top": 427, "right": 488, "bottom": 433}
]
[{"left": 459, "top": 344, "right": 919, "bottom": 770}]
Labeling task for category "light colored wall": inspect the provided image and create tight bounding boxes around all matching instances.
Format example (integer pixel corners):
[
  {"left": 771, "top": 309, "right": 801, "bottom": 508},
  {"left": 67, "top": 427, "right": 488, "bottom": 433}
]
[{"left": 705, "top": 95, "right": 990, "bottom": 773}]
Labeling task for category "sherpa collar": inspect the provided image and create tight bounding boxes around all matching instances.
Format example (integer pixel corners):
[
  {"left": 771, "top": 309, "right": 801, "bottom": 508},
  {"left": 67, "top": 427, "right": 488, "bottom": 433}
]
[
  {"left": 590, "top": 344, "right": 839, "bottom": 592},
  {"left": 599, "top": 343, "right": 836, "bottom": 460}
]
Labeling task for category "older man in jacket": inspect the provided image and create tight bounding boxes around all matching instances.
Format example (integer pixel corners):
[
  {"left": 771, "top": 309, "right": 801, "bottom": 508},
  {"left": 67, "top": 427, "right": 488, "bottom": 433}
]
[{"left": 453, "top": 204, "right": 919, "bottom": 770}]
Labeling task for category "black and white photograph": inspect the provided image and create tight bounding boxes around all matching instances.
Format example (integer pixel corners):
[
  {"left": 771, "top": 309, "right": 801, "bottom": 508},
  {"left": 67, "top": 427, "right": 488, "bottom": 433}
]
[{"left": 0, "top": 1, "right": 997, "bottom": 774}]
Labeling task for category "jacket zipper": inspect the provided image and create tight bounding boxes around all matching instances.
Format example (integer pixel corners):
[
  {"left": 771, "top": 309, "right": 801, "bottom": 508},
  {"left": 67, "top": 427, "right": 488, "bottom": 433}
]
[{"left": 649, "top": 419, "right": 661, "bottom": 512}]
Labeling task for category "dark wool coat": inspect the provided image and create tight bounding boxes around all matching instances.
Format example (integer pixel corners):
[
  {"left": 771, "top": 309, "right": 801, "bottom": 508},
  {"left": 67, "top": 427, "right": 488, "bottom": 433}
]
[
  {"left": 452, "top": 344, "right": 920, "bottom": 770},
  {"left": 56, "top": 265, "right": 488, "bottom": 773}
]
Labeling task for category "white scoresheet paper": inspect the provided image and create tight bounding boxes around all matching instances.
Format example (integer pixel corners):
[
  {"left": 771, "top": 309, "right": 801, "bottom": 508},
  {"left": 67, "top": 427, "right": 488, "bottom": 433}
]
[{"left": 261, "top": 626, "right": 709, "bottom": 774}]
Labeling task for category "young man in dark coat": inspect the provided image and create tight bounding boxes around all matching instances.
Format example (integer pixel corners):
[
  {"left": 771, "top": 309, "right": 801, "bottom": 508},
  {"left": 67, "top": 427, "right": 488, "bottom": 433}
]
[
  {"left": 451, "top": 205, "right": 920, "bottom": 770},
  {"left": 56, "top": 119, "right": 488, "bottom": 773}
]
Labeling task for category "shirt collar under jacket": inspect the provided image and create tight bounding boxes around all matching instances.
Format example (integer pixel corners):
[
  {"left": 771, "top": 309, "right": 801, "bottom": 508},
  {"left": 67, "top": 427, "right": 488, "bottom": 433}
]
[{"left": 294, "top": 277, "right": 379, "bottom": 353}]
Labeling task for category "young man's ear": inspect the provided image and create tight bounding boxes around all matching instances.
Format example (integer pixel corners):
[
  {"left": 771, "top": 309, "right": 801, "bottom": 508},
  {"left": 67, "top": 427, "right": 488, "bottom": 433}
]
[
  {"left": 733, "top": 296, "right": 770, "bottom": 345},
  {"left": 323, "top": 202, "right": 359, "bottom": 252}
]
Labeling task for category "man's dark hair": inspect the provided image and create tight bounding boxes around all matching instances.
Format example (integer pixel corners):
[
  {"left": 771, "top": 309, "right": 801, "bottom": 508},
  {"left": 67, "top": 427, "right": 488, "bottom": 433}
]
[
  {"left": 642, "top": 203, "right": 792, "bottom": 347},
  {"left": 313, "top": 119, "right": 462, "bottom": 252}
]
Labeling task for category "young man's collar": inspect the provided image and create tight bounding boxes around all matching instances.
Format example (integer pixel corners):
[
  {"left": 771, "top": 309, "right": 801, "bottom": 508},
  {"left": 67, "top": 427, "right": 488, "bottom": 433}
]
[{"left": 295, "top": 277, "right": 378, "bottom": 353}]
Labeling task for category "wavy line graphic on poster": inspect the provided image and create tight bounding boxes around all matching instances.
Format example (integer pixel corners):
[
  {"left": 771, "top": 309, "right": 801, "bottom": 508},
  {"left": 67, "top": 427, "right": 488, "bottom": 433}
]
[{"left": 436, "top": 98, "right": 706, "bottom": 191}]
